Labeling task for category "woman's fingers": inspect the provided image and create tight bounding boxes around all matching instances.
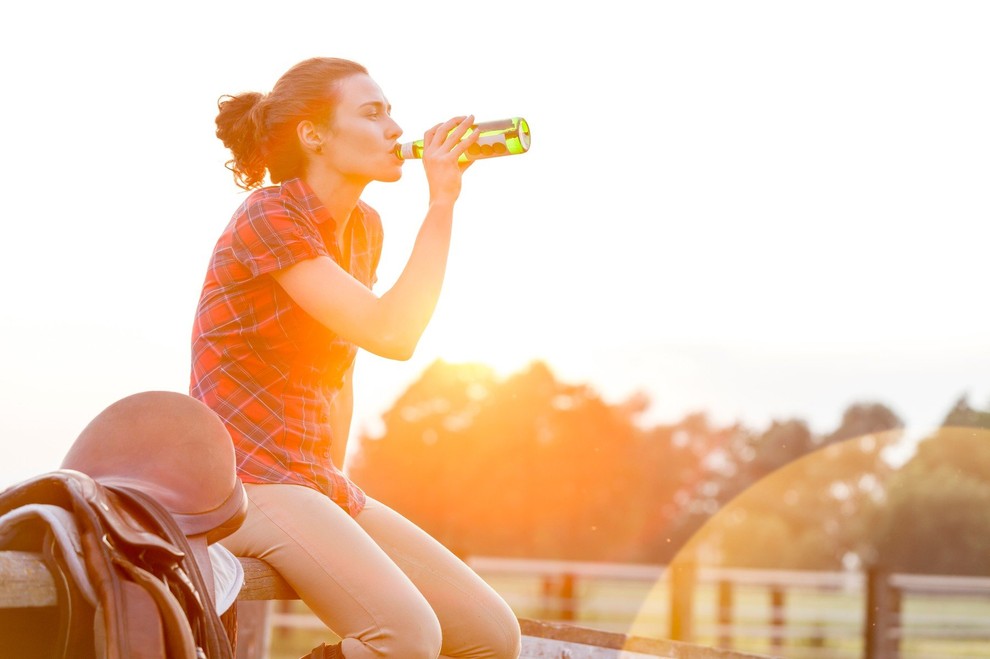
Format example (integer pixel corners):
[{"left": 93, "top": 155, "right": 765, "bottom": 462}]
[
  {"left": 442, "top": 115, "right": 474, "bottom": 147},
  {"left": 423, "top": 121, "right": 446, "bottom": 146},
  {"left": 447, "top": 116, "right": 480, "bottom": 159},
  {"left": 421, "top": 114, "right": 479, "bottom": 199},
  {"left": 424, "top": 115, "right": 477, "bottom": 157}
]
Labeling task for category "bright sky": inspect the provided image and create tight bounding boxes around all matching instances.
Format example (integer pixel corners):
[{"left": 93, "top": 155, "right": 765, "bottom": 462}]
[{"left": 1, "top": 1, "right": 988, "bottom": 487}]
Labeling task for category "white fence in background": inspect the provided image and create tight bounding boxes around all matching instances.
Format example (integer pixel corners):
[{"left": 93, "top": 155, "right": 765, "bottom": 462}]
[
  {"left": 263, "top": 556, "right": 990, "bottom": 659},
  {"left": 464, "top": 557, "right": 990, "bottom": 659}
]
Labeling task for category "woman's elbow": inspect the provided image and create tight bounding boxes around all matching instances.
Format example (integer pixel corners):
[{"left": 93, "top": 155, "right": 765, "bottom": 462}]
[
  {"left": 383, "top": 343, "right": 416, "bottom": 361},
  {"left": 392, "top": 347, "right": 416, "bottom": 362},
  {"left": 372, "top": 333, "right": 419, "bottom": 361}
]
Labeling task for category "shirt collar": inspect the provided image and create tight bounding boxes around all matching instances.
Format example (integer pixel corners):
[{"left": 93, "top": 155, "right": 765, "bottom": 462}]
[
  {"left": 280, "top": 178, "right": 366, "bottom": 228},
  {"left": 281, "top": 178, "right": 334, "bottom": 225}
]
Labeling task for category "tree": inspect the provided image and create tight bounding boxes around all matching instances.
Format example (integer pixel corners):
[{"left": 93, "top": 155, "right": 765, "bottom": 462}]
[
  {"left": 941, "top": 393, "right": 990, "bottom": 430},
  {"left": 350, "top": 359, "right": 658, "bottom": 561},
  {"left": 870, "top": 424, "right": 990, "bottom": 575},
  {"left": 648, "top": 415, "right": 757, "bottom": 561},
  {"left": 354, "top": 355, "right": 990, "bottom": 574},
  {"left": 669, "top": 402, "right": 903, "bottom": 570}
]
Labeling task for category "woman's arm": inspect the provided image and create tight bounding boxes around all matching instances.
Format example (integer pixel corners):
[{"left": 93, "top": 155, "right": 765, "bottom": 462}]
[
  {"left": 273, "top": 116, "right": 477, "bottom": 360},
  {"left": 273, "top": 198, "right": 455, "bottom": 360}
]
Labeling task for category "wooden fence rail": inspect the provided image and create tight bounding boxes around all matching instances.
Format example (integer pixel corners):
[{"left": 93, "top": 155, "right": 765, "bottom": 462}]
[
  {"left": 0, "top": 551, "right": 296, "bottom": 606},
  {"left": 6, "top": 551, "right": 990, "bottom": 658},
  {"left": 466, "top": 556, "right": 990, "bottom": 659},
  {"left": 0, "top": 550, "right": 776, "bottom": 659}
]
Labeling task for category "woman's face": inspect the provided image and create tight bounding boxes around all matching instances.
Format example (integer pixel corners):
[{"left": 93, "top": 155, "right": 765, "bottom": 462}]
[{"left": 323, "top": 73, "right": 404, "bottom": 184}]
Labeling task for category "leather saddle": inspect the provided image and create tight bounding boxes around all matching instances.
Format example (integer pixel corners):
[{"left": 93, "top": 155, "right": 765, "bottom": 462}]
[
  {"left": 61, "top": 391, "right": 248, "bottom": 595},
  {"left": 0, "top": 470, "right": 225, "bottom": 658},
  {"left": 0, "top": 391, "right": 248, "bottom": 659}
]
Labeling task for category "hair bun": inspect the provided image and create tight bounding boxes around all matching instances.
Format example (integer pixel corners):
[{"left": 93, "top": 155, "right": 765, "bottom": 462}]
[{"left": 215, "top": 91, "right": 268, "bottom": 189}]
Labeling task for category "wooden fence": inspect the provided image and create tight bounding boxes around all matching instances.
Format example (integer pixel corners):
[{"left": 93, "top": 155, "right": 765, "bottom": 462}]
[
  {"left": 0, "top": 551, "right": 775, "bottom": 659},
  {"left": 466, "top": 557, "right": 990, "bottom": 659},
  {"left": 6, "top": 551, "right": 990, "bottom": 657}
]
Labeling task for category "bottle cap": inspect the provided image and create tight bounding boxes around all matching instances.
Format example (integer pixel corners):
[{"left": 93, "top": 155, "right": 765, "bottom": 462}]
[{"left": 518, "top": 118, "right": 531, "bottom": 152}]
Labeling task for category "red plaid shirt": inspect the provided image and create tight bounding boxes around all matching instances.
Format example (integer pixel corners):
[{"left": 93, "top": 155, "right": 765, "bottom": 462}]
[{"left": 190, "top": 178, "right": 382, "bottom": 517}]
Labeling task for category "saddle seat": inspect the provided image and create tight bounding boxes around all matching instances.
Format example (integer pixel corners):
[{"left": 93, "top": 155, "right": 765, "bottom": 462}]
[{"left": 60, "top": 390, "right": 248, "bottom": 604}]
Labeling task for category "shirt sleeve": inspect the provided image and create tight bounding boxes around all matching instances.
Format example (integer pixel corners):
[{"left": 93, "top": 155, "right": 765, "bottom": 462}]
[{"left": 231, "top": 197, "right": 328, "bottom": 278}]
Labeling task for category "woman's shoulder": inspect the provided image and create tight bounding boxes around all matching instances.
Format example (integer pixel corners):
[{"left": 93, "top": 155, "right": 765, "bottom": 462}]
[
  {"left": 239, "top": 184, "right": 301, "bottom": 214},
  {"left": 229, "top": 183, "right": 314, "bottom": 231}
]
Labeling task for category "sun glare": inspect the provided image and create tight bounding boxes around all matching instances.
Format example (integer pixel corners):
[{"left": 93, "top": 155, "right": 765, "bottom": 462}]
[{"left": 417, "top": 321, "right": 535, "bottom": 377}]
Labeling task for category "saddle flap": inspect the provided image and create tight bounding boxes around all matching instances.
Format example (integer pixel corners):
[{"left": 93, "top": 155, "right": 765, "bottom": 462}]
[
  {"left": 0, "top": 472, "right": 76, "bottom": 515},
  {"left": 64, "top": 471, "right": 187, "bottom": 562}
]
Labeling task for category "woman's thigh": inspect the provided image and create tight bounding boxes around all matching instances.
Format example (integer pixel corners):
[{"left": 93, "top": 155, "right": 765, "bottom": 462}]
[
  {"left": 220, "top": 483, "right": 442, "bottom": 659},
  {"left": 355, "top": 497, "right": 521, "bottom": 659}
]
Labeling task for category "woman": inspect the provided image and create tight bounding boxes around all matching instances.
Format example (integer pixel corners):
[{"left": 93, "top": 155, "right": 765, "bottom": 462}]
[{"left": 190, "top": 57, "right": 521, "bottom": 659}]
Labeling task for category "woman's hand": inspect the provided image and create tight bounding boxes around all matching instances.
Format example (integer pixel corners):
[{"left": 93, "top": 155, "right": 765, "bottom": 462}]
[{"left": 422, "top": 115, "right": 479, "bottom": 204}]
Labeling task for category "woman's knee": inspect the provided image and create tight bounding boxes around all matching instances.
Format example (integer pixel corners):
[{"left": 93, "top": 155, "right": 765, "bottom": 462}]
[
  {"left": 346, "top": 603, "right": 442, "bottom": 658},
  {"left": 454, "top": 597, "right": 521, "bottom": 659},
  {"left": 483, "top": 604, "right": 522, "bottom": 659},
  {"left": 390, "top": 616, "right": 443, "bottom": 659}
]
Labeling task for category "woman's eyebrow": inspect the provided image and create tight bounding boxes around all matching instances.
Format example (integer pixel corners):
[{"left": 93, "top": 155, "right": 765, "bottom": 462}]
[{"left": 359, "top": 100, "right": 392, "bottom": 112}]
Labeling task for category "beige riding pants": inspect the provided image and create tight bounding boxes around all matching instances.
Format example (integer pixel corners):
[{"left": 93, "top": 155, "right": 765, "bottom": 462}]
[{"left": 221, "top": 483, "right": 521, "bottom": 658}]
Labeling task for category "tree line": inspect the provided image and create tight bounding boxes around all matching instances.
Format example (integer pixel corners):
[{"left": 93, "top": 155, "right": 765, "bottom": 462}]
[{"left": 350, "top": 359, "right": 990, "bottom": 574}]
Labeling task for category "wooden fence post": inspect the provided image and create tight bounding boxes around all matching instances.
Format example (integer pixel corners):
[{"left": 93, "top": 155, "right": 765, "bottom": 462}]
[
  {"left": 540, "top": 573, "right": 577, "bottom": 621},
  {"left": 559, "top": 572, "right": 576, "bottom": 621},
  {"left": 717, "top": 579, "right": 733, "bottom": 649},
  {"left": 769, "top": 585, "right": 785, "bottom": 656},
  {"left": 669, "top": 561, "right": 695, "bottom": 643},
  {"left": 234, "top": 601, "right": 271, "bottom": 659},
  {"left": 864, "top": 566, "right": 900, "bottom": 659}
]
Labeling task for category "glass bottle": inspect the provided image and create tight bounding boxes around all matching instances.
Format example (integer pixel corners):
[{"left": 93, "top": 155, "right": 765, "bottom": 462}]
[{"left": 396, "top": 117, "right": 531, "bottom": 162}]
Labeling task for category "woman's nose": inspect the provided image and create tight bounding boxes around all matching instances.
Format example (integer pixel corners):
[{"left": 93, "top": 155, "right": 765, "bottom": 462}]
[{"left": 388, "top": 118, "right": 403, "bottom": 140}]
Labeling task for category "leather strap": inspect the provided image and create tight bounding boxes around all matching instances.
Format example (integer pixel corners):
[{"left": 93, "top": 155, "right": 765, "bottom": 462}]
[
  {"left": 113, "top": 557, "right": 197, "bottom": 659},
  {"left": 111, "top": 486, "right": 234, "bottom": 659}
]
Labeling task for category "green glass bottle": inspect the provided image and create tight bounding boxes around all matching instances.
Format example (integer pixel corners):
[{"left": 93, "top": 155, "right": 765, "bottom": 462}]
[{"left": 396, "top": 117, "right": 531, "bottom": 162}]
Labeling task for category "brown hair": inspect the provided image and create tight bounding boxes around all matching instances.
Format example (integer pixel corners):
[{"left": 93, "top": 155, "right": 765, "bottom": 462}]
[{"left": 215, "top": 57, "right": 368, "bottom": 190}]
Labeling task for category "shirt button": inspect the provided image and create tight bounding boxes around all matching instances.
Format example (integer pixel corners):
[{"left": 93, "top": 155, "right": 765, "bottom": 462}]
[{"left": 323, "top": 449, "right": 331, "bottom": 458}]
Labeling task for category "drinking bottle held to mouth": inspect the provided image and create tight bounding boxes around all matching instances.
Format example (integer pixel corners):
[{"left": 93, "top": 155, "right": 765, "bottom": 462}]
[{"left": 396, "top": 117, "right": 531, "bottom": 162}]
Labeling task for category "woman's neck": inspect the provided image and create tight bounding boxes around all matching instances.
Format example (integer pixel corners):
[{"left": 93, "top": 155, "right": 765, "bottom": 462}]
[{"left": 305, "top": 168, "right": 367, "bottom": 244}]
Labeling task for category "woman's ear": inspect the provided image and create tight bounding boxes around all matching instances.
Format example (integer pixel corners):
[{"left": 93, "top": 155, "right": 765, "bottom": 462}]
[{"left": 297, "top": 120, "right": 325, "bottom": 155}]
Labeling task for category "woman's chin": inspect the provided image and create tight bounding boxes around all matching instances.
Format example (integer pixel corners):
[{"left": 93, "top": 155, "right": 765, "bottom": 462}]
[{"left": 379, "top": 168, "right": 403, "bottom": 183}]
